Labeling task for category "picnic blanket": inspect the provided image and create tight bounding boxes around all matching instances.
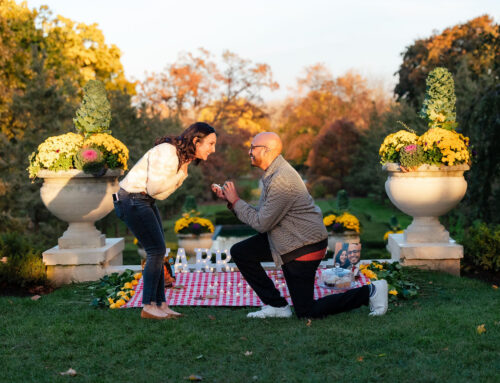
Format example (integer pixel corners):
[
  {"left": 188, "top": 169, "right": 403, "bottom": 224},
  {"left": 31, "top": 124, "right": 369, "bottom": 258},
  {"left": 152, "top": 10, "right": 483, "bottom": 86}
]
[{"left": 122, "top": 269, "right": 370, "bottom": 308}]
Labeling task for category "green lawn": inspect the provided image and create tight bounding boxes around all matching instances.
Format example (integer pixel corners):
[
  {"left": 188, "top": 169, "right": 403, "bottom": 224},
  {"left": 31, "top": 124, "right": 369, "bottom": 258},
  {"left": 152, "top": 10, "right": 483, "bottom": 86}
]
[{"left": 1, "top": 269, "right": 498, "bottom": 382}]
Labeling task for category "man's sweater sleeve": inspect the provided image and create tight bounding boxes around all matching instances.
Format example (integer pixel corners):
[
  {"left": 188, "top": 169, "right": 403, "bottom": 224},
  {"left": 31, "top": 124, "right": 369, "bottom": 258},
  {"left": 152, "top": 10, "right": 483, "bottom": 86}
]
[{"left": 232, "top": 175, "right": 296, "bottom": 233}]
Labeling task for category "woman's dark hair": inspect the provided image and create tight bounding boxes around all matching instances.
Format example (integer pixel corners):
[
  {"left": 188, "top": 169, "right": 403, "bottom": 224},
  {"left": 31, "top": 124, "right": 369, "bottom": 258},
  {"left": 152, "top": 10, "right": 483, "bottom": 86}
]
[{"left": 154, "top": 122, "right": 216, "bottom": 168}]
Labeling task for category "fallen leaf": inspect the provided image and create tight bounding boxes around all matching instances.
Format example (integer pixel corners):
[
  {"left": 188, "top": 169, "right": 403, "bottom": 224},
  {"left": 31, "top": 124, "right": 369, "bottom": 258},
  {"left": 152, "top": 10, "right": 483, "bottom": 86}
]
[
  {"left": 428, "top": 281, "right": 433, "bottom": 284},
  {"left": 492, "top": 285, "right": 498, "bottom": 289},
  {"left": 240, "top": 336, "right": 248, "bottom": 341},
  {"left": 378, "top": 353, "right": 386, "bottom": 357},
  {"left": 442, "top": 347, "right": 449, "bottom": 351},
  {"left": 60, "top": 368, "right": 77, "bottom": 376},
  {"left": 244, "top": 351, "right": 253, "bottom": 356},
  {"left": 306, "top": 319, "right": 312, "bottom": 327},
  {"left": 8, "top": 300, "right": 13, "bottom": 304},
  {"left": 195, "top": 354, "right": 204, "bottom": 360},
  {"left": 185, "top": 374, "right": 203, "bottom": 381},
  {"left": 31, "top": 295, "right": 41, "bottom": 301},
  {"left": 477, "top": 324, "right": 486, "bottom": 334},
  {"left": 357, "top": 356, "right": 364, "bottom": 362},
  {"left": 208, "top": 315, "right": 216, "bottom": 321},
  {"left": 495, "top": 321, "right": 500, "bottom": 326}
]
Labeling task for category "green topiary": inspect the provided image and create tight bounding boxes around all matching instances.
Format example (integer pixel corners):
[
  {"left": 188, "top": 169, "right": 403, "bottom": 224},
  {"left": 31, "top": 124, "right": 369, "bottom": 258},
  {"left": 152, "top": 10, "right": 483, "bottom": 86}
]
[
  {"left": 336, "top": 189, "right": 349, "bottom": 212},
  {"left": 182, "top": 195, "right": 198, "bottom": 213},
  {"left": 420, "top": 67, "right": 457, "bottom": 130},
  {"left": 73, "top": 80, "right": 112, "bottom": 136}
]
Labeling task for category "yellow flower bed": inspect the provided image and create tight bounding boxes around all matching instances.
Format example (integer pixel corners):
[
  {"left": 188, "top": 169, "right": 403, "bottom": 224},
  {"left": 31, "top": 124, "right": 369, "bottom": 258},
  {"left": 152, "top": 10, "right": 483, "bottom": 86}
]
[
  {"left": 418, "top": 128, "right": 470, "bottom": 166},
  {"left": 174, "top": 211, "right": 214, "bottom": 234},
  {"left": 323, "top": 212, "right": 360, "bottom": 233}
]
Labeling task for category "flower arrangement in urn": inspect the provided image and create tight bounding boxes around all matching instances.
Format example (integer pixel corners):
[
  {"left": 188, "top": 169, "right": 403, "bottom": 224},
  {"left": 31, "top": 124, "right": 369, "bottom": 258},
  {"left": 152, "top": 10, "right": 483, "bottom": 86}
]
[
  {"left": 174, "top": 211, "right": 215, "bottom": 235},
  {"left": 322, "top": 190, "right": 361, "bottom": 234},
  {"left": 28, "top": 80, "right": 129, "bottom": 179},
  {"left": 323, "top": 212, "right": 360, "bottom": 234},
  {"left": 174, "top": 211, "right": 215, "bottom": 256},
  {"left": 379, "top": 67, "right": 471, "bottom": 170}
]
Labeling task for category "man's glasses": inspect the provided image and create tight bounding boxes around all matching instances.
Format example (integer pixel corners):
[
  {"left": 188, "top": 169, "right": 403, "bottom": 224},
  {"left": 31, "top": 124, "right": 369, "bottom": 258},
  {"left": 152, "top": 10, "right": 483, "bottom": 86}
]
[
  {"left": 348, "top": 250, "right": 360, "bottom": 254},
  {"left": 249, "top": 145, "right": 268, "bottom": 152}
]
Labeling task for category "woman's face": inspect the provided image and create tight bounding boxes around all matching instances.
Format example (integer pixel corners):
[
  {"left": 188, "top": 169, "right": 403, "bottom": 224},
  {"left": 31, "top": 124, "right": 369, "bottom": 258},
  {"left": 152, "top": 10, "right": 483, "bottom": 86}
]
[
  {"left": 194, "top": 133, "right": 217, "bottom": 161},
  {"left": 339, "top": 251, "right": 347, "bottom": 262}
]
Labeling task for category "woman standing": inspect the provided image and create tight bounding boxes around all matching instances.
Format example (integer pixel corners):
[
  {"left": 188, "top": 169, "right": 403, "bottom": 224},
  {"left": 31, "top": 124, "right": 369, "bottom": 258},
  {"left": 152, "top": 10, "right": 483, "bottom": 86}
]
[{"left": 113, "top": 122, "right": 216, "bottom": 320}]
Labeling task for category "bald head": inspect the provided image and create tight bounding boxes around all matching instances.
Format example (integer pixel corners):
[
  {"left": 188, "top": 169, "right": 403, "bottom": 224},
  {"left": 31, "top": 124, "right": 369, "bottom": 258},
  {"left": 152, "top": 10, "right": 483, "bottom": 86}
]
[
  {"left": 250, "top": 132, "right": 283, "bottom": 170},
  {"left": 253, "top": 132, "right": 282, "bottom": 156}
]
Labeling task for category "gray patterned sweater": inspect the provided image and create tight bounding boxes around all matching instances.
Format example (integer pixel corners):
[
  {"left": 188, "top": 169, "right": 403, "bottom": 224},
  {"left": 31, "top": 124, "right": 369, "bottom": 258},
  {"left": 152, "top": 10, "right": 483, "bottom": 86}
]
[{"left": 233, "top": 155, "right": 328, "bottom": 266}]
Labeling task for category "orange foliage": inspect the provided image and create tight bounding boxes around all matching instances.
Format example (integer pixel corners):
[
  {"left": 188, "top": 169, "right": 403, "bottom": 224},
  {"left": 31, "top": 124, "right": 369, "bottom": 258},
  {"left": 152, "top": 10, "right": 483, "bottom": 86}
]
[{"left": 279, "top": 66, "right": 390, "bottom": 165}]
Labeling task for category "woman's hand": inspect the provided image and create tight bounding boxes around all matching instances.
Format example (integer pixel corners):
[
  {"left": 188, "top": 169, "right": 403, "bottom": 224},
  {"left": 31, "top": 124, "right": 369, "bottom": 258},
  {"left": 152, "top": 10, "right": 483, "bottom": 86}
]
[{"left": 222, "top": 181, "right": 240, "bottom": 204}]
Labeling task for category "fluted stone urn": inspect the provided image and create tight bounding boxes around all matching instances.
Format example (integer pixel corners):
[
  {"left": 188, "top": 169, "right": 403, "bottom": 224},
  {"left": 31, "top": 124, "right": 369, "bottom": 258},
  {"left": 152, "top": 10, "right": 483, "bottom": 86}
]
[
  {"left": 384, "top": 163, "right": 469, "bottom": 275},
  {"left": 39, "top": 169, "right": 124, "bottom": 285}
]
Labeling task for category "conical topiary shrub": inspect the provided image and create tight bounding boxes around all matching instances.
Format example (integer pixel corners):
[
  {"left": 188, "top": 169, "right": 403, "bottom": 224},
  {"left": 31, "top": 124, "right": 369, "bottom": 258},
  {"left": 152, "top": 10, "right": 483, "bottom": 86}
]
[{"left": 73, "top": 80, "right": 112, "bottom": 136}]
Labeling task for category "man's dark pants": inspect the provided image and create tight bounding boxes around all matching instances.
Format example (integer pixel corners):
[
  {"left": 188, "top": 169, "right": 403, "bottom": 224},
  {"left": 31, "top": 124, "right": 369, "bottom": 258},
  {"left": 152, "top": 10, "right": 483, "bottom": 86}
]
[{"left": 231, "top": 233, "right": 370, "bottom": 318}]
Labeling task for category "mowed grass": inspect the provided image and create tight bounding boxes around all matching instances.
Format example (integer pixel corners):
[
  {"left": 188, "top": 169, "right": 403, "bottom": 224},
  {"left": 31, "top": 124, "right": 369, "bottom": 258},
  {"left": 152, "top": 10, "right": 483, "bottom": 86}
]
[{"left": 1, "top": 269, "right": 499, "bottom": 382}]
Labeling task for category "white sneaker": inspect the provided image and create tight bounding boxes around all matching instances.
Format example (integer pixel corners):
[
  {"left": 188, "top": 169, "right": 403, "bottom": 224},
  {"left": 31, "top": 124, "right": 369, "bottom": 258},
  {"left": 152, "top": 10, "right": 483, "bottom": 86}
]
[
  {"left": 247, "top": 305, "right": 292, "bottom": 318},
  {"left": 369, "top": 280, "right": 388, "bottom": 316}
]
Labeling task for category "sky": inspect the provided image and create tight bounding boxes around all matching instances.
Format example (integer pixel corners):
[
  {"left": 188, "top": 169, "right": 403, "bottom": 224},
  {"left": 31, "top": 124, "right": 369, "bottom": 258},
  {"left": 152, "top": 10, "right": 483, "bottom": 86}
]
[{"left": 25, "top": 0, "right": 500, "bottom": 101}]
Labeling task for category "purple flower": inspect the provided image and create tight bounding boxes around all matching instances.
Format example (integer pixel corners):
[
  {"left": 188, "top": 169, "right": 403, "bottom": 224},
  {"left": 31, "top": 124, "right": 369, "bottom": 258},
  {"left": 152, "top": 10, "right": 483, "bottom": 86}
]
[{"left": 192, "top": 223, "right": 201, "bottom": 230}]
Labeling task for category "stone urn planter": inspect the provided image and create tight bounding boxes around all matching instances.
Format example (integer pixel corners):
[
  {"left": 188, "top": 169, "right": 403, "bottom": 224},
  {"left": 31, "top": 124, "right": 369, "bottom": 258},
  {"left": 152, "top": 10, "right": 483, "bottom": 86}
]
[
  {"left": 327, "top": 230, "right": 360, "bottom": 253},
  {"left": 177, "top": 233, "right": 213, "bottom": 258},
  {"left": 384, "top": 163, "right": 470, "bottom": 275},
  {"left": 39, "top": 169, "right": 124, "bottom": 285}
]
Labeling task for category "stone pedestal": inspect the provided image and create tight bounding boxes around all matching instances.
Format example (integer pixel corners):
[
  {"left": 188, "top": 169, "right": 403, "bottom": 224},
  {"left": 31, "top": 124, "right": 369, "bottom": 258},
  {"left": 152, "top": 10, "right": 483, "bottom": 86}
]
[
  {"left": 387, "top": 234, "right": 462, "bottom": 276},
  {"left": 43, "top": 238, "right": 124, "bottom": 285}
]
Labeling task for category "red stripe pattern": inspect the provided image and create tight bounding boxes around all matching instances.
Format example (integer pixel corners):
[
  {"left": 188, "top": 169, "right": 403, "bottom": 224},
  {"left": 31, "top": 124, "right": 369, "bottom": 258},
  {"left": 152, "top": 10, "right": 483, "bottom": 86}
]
[{"left": 122, "top": 269, "right": 370, "bottom": 308}]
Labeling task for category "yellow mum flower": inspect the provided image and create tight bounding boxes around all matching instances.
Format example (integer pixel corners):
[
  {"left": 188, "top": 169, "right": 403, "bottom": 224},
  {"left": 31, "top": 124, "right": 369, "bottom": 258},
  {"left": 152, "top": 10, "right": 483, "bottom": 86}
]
[{"left": 389, "top": 289, "right": 398, "bottom": 296}]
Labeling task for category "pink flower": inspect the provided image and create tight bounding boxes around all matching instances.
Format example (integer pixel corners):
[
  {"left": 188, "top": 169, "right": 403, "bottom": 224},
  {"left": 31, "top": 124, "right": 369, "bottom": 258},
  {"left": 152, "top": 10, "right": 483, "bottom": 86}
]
[
  {"left": 404, "top": 144, "right": 417, "bottom": 153},
  {"left": 82, "top": 149, "right": 99, "bottom": 162}
]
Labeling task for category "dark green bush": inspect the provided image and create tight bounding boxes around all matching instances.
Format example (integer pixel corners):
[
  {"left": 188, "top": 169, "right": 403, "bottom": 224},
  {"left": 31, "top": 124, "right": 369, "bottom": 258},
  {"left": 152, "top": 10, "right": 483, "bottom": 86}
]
[
  {"left": 0, "top": 232, "right": 47, "bottom": 289},
  {"left": 462, "top": 222, "right": 500, "bottom": 273}
]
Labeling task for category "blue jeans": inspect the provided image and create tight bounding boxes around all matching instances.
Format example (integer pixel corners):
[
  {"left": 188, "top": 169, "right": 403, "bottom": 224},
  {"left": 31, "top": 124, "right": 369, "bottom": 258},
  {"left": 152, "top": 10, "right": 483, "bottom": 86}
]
[{"left": 114, "top": 189, "right": 166, "bottom": 305}]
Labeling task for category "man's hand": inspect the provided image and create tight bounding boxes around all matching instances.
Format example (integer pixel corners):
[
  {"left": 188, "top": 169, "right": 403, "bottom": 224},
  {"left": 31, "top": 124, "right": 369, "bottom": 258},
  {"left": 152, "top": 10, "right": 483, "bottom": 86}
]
[
  {"left": 222, "top": 181, "right": 240, "bottom": 204},
  {"left": 211, "top": 184, "right": 226, "bottom": 200}
]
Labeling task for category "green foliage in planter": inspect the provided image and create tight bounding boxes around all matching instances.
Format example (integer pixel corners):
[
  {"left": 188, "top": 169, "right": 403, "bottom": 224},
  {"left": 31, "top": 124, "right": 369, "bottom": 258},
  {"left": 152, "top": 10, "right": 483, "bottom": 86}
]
[
  {"left": 182, "top": 195, "right": 198, "bottom": 213},
  {"left": 420, "top": 67, "right": 457, "bottom": 130},
  {"left": 0, "top": 232, "right": 47, "bottom": 288},
  {"left": 462, "top": 222, "right": 500, "bottom": 273},
  {"left": 336, "top": 189, "right": 350, "bottom": 211},
  {"left": 74, "top": 80, "right": 112, "bottom": 136},
  {"left": 399, "top": 144, "right": 426, "bottom": 168}
]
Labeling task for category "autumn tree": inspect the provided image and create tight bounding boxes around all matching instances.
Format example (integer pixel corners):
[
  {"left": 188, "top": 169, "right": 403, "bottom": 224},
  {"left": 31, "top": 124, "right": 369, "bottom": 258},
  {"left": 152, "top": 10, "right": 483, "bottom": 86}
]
[
  {"left": 306, "top": 119, "right": 360, "bottom": 196},
  {"left": 278, "top": 65, "right": 389, "bottom": 167},
  {"left": 395, "top": 15, "right": 498, "bottom": 107}
]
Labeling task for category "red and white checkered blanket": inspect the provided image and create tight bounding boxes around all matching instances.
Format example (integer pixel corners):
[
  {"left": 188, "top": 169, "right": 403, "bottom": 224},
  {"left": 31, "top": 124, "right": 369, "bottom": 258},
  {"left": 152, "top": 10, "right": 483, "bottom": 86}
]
[{"left": 122, "top": 269, "right": 370, "bottom": 308}]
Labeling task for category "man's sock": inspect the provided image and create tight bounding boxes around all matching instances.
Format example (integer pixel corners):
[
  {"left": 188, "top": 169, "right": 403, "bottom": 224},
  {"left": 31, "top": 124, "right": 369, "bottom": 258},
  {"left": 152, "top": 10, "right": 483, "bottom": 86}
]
[{"left": 369, "top": 283, "right": 377, "bottom": 297}]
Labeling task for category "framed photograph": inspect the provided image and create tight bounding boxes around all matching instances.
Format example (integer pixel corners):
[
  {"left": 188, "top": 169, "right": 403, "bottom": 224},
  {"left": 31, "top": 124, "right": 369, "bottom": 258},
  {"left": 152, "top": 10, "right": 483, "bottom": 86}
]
[{"left": 333, "top": 242, "right": 361, "bottom": 268}]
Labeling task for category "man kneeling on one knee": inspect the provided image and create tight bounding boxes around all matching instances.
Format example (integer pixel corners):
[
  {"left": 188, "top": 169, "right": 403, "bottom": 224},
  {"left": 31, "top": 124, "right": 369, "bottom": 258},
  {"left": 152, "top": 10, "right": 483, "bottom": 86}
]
[{"left": 212, "top": 132, "right": 388, "bottom": 319}]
